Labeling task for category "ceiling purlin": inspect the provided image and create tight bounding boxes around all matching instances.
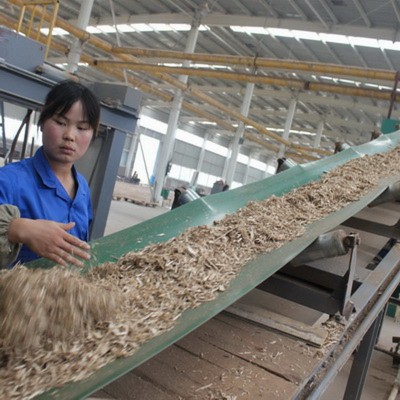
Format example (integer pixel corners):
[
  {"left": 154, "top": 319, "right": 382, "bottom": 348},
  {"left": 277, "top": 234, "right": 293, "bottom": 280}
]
[
  {"left": 211, "top": 26, "right": 258, "bottom": 57},
  {"left": 250, "top": 36, "right": 279, "bottom": 59},
  {"left": 196, "top": 31, "right": 230, "bottom": 55},
  {"left": 389, "top": 0, "right": 400, "bottom": 24},
  {"left": 317, "top": 0, "right": 338, "bottom": 24},
  {"left": 299, "top": 100, "right": 318, "bottom": 117},
  {"left": 120, "top": 31, "right": 152, "bottom": 50},
  {"left": 105, "top": 0, "right": 135, "bottom": 17},
  {"left": 319, "top": 39, "right": 344, "bottom": 64},
  {"left": 140, "top": 0, "right": 173, "bottom": 13},
  {"left": 288, "top": 0, "right": 308, "bottom": 20},
  {"left": 229, "top": 0, "right": 252, "bottom": 16},
  {"left": 157, "top": 30, "right": 187, "bottom": 50},
  {"left": 202, "top": 26, "right": 245, "bottom": 56},
  {"left": 107, "top": 0, "right": 149, "bottom": 15},
  {"left": 379, "top": 48, "right": 395, "bottom": 70},
  {"left": 263, "top": 33, "right": 297, "bottom": 61},
  {"left": 351, "top": 0, "right": 372, "bottom": 28},
  {"left": 303, "top": 0, "right": 330, "bottom": 30},
  {"left": 350, "top": 43, "right": 368, "bottom": 68},
  {"left": 258, "top": 1, "right": 280, "bottom": 19},
  {"left": 145, "top": 31, "right": 180, "bottom": 52},
  {"left": 292, "top": 37, "right": 319, "bottom": 62}
]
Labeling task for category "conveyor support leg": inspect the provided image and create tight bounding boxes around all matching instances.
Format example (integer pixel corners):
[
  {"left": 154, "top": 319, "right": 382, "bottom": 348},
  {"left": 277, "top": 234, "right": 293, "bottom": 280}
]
[{"left": 343, "top": 309, "right": 385, "bottom": 400}]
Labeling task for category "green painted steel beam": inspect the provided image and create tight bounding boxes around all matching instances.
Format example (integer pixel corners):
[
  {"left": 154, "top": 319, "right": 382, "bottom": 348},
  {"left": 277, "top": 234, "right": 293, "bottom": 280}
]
[{"left": 34, "top": 132, "right": 400, "bottom": 399}]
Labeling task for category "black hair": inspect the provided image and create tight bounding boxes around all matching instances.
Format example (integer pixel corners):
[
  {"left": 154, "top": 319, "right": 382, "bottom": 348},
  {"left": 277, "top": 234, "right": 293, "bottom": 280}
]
[{"left": 38, "top": 80, "right": 100, "bottom": 138}]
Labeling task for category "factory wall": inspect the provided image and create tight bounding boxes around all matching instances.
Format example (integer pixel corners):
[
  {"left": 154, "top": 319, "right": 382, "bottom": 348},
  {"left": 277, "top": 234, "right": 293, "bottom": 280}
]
[{"left": 122, "top": 126, "right": 269, "bottom": 190}]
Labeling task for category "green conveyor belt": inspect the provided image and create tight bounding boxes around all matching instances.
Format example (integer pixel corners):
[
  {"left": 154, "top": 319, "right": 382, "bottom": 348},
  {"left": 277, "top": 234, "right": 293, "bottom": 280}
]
[{"left": 36, "top": 132, "right": 400, "bottom": 399}]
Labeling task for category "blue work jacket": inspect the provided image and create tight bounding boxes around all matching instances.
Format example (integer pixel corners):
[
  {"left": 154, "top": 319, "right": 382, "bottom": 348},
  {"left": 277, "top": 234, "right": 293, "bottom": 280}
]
[{"left": 0, "top": 146, "right": 92, "bottom": 265}]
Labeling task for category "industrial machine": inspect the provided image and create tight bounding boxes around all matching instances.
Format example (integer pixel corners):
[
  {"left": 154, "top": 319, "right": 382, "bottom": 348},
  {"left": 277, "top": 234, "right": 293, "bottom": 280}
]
[
  {"left": 171, "top": 187, "right": 201, "bottom": 209},
  {"left": 26, "top": 132, "right": 400, "bottom": 400}
]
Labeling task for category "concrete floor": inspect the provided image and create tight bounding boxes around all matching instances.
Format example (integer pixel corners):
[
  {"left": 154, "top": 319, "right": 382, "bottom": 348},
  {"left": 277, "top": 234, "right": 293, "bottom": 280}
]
[
  {"left": 101, "top": 199, "right": 400, "bottom": 400},
  {"left": 104, "top": 199, "right": 168, "bottom": 236}
]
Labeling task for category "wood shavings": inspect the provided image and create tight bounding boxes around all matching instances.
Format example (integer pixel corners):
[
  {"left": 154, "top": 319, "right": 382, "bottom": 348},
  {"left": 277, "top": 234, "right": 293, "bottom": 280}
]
[
  {"left": 315, "top": 317, "right": 347, "bottom": 358},
  {"left": 1, "top": 146, "right": 400, "bottom": 399},
  {"left": 0, "top": 267, "right": 119, "bottom": 349}
]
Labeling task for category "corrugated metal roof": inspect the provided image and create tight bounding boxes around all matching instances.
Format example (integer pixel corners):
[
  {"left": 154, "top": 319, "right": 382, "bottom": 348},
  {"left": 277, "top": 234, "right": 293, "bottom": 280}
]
[{"left": 2, "top": 0, "right": 400, "bottom": 161}]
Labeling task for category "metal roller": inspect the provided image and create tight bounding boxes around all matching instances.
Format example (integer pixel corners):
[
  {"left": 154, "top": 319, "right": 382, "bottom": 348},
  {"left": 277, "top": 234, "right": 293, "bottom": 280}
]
[
  {"left": 276, "top": 157, "right": 297, "bottom": 173},
  {"left": 368, "top": 181, "right": 400, "bottom": 207},
  {"left": 289, "top": 229, "right": 351, "bottom": 266},
  {"left": 171, "top": 187, "right": 201, "bottom": 209}
]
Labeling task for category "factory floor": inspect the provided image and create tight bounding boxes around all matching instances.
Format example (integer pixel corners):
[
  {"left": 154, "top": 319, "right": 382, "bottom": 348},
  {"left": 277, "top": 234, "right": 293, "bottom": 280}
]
[{"left": 90, "top": 197, "right": 400, "bottom": 400}]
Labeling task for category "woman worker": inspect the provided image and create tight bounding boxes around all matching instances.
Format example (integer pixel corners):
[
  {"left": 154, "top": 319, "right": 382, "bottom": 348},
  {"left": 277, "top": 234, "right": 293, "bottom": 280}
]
[{"left": 0, "top": 80, "right": 100, "bottom": 268}]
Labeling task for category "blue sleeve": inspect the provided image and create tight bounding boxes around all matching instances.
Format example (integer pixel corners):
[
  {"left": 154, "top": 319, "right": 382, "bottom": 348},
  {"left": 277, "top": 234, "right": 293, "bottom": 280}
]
[
  {"left": 0, "top": 167, "right": 16, "bottom": 205},
  {"left": 75, "top": 171, "right": 93, "bottom": 241}
]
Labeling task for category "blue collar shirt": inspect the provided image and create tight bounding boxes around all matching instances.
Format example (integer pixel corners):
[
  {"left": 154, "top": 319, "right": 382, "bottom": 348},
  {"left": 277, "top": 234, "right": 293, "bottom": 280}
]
[{"left": 0, "top": 146, "right": 93, "bottom": 265}]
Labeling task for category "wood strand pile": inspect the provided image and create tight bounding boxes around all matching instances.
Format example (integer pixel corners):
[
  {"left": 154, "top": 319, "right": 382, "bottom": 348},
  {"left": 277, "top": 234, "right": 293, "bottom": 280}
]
[
  {"left": 0, "top": 268, "right": 120, "bottom": 348},
  {"left": 1, "top": 146, "right": 400, "bottom": 399}
]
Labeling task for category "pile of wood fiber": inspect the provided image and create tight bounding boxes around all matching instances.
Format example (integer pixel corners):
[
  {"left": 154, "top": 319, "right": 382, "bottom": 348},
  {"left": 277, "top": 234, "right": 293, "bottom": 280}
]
[
  {"left": 1, "top": 146, "right": 400, "bottom": 399},
  {"left": 0, "top": 267, "right": 120, "bottom": 348}
]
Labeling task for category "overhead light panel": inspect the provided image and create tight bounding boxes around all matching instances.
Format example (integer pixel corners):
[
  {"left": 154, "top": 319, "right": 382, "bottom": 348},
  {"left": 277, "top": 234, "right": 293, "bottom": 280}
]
[
  {"left": 349, "top": 37, "right": 379, "bottom": 48},
  {"left": 117, "top": 24, "right": 136, "bottom": 32},
  {"left": 96, "top": 25, "right": 117, "bottom": 33},
  {"left": 40, "top": 27, "right": 69, "bottom": 35},
  {"left": 267, "top": 28, "right": 294, "bottom": 38},
  {"left": 149, "top": 23, "right": 172, "bottom": 31},
  {"left": 319, "top": 33, "right": 349, "bottom": 44},
  {"left": 86, "top": 26, "right": 101, "bottom": 34},
  {"left": 131, "top": 23, "right": 152, "bottom": 32},
  {"left": 292, "top": 30, "right": 319, "bottom": 41},
  {"left": 230, "top": 26, "right": 267, "bottom": 34},
  {"left": 170, "top": 24, "right": 191, "bottom": 31},
  {"left": 379, "top": 40, "right": 400, "bottom": 51}
]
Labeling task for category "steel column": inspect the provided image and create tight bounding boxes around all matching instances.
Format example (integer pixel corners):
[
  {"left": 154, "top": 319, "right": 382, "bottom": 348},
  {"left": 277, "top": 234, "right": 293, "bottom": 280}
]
[
  {"left": 74, "top": 125, "right": 128, "bottom": 239},
  {"left": 278, "top": 98, "right": 297, "bottom": 158},
  {"left": 190, "top": 132, "right": 209, "bottom": 187},
  {"left": 152, "top": 17, "right": 201, "bottom": 203},
  {"left": 314, "top": 120, "right": 324, "bottom": 148},
  {"left": 343, "top": 310, "right": 385, "bottom": 399},
  {"left": 225, "top": 82, "right": 255, "bottom": 186},
  {"left": 66, "top": 0, "right": 95, "bottom": 73},
  {"left": 124, "top": 132, "right": 139, "bottom": 178},
  {"left": 243, "top": 152, "right": 254, "bottom": 185}
]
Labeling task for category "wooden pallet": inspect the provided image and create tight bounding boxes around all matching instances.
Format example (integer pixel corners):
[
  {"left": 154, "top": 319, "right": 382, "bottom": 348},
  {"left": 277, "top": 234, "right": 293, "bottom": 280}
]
[{"left": 112, "top": 196, "right": 158, "bottom": 208}]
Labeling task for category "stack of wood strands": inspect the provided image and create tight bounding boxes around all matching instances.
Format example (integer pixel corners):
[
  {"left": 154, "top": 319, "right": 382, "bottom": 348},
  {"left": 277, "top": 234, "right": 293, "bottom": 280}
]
[
  {"left": 0, "top": 145, "right": 400, "bottom": 399},
  {"left": 0, "top": 267, "right": 119, "bottom": 348}
]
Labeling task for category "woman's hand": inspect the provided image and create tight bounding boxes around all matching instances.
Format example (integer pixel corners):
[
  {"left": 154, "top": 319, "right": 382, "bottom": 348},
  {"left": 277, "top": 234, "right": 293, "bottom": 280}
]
[{"left": 8, "top": 218, "right": 90, "bottom": 267}]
